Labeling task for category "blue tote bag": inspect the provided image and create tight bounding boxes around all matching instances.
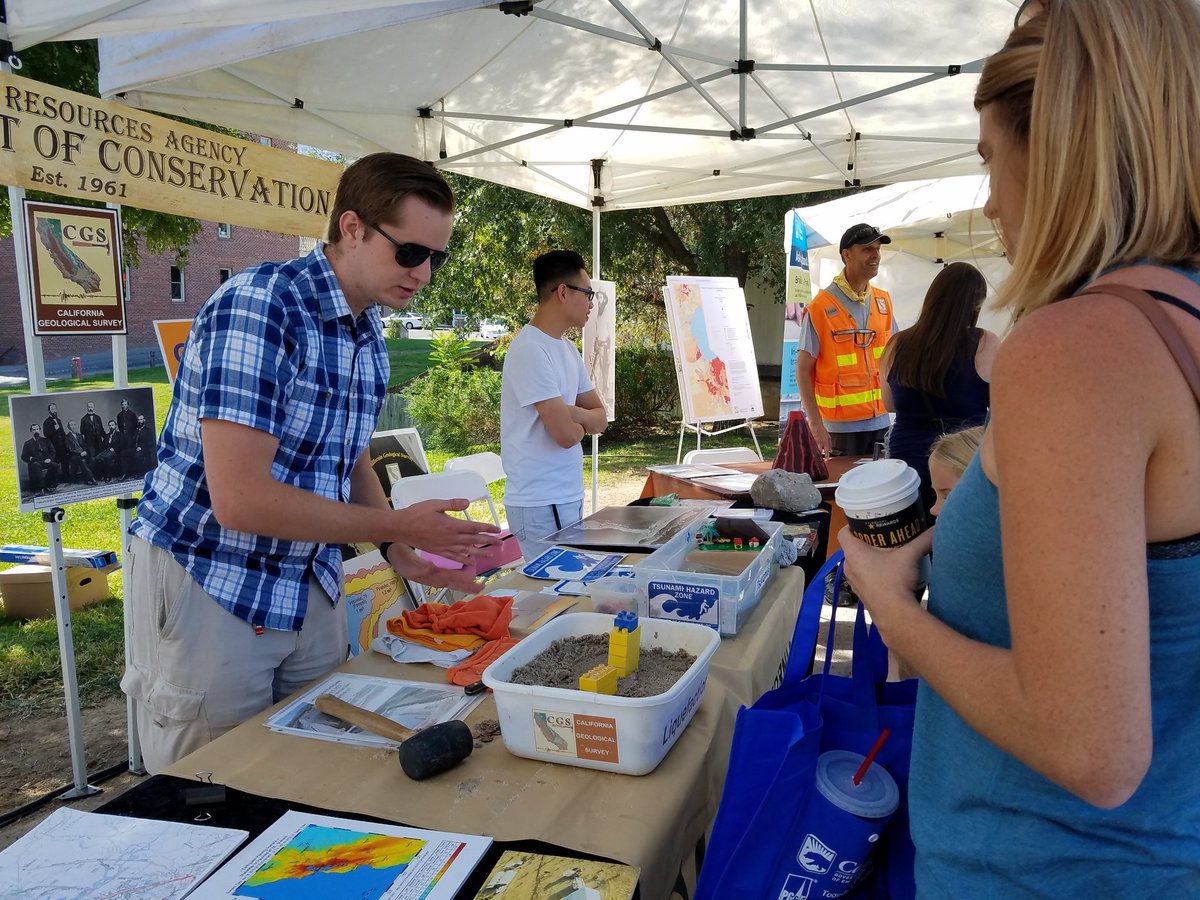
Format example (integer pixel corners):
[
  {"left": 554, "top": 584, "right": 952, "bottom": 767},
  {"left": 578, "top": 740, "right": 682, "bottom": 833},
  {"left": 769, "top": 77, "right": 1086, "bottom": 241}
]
[{"left": 696, "top": 552, "right": 918, "bottom": 900}]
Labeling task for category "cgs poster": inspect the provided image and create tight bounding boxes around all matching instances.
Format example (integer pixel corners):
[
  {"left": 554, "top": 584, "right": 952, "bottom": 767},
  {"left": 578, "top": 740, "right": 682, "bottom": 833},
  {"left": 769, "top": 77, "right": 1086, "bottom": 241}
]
[{"left": 24, "top": 200, "right": 126, "bottom": 336}]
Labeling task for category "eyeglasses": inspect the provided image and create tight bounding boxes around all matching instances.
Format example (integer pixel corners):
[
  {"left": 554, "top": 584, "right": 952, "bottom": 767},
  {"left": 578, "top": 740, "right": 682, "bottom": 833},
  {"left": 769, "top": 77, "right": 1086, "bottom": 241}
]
[
  {"left": 565, "top": 284, "right": 598, "bottom": 302},
  {"left": 367, "top": 221, "right": 450, "bottom": 273}
]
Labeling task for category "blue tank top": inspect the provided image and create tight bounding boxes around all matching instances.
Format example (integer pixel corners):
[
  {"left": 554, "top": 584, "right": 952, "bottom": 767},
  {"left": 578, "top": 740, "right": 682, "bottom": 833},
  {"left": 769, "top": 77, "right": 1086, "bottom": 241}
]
[{"left": 910, "top": 456, "right": 1200, "bottom": 896}]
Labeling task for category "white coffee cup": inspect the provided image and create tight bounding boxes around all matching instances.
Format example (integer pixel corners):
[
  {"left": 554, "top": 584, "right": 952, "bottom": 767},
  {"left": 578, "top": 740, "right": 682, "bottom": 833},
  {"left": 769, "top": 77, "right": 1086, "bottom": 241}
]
[{"left": 835, "top": 459, "right": 927, "bottom": 549}]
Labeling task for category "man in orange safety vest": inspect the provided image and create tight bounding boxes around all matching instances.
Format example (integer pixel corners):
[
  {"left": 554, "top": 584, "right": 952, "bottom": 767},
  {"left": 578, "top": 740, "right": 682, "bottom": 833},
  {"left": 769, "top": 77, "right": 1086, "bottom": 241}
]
[{"left": 796, "top": 223, "right": 895, "bottom": 457}]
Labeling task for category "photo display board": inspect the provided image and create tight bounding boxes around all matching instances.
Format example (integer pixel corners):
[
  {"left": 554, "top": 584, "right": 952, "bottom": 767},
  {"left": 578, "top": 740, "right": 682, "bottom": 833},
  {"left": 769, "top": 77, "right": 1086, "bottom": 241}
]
[
  {"left": 663, "top": 275, "right": 763, "bottom": 424},
  {"left": 10, "top": 386, "right": 157, "bottom": 512}
]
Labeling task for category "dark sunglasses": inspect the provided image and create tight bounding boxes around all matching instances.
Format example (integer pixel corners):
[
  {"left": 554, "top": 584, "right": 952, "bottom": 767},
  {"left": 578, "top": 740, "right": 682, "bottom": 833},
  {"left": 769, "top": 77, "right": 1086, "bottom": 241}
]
[
  {"left": 564, "top": 283, "right": 598, "bottom": 301},
  {"left": 367, "top": 221, "right": 450, "bottom": 273}
]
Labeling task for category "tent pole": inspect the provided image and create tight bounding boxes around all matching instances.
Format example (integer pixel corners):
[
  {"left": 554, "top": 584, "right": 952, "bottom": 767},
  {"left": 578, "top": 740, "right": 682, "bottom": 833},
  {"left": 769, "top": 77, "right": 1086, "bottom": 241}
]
[{"left": 590, "top": 203, "right": 601, "bottom": 513}]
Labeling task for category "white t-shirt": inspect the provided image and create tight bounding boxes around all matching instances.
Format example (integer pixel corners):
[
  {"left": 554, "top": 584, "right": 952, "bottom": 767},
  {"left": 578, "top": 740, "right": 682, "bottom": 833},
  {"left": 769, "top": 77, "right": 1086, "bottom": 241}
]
[{"left": 500, "top": 324, "right": 594, "bottom": 506}]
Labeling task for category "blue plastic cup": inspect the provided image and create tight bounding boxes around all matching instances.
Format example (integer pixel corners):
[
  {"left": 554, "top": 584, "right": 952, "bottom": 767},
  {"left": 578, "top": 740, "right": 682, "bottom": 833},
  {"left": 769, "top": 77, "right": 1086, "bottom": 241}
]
[{"left": 770, "top": 749, "right": 900, "bottom": 899}]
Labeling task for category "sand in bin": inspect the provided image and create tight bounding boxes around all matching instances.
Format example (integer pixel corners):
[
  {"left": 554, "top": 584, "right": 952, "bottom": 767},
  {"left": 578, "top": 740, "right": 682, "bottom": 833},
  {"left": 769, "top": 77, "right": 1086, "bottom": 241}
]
[{"left": 510, "top": 634, "right": 696, "bottom": 698}]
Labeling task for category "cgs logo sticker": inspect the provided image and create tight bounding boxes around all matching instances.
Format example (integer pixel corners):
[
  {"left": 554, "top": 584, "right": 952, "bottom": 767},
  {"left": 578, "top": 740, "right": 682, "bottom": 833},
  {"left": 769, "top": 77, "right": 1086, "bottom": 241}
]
[{"left": 797, "top": 833, "right": 836, "bottom": 874}]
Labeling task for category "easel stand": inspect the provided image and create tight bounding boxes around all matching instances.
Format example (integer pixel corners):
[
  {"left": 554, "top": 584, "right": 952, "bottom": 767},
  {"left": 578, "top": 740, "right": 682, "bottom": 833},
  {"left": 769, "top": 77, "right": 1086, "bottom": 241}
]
[
  {"left": 676, "top": 419, "right": 763, "bottom": 464},
  {"left": 42, "top": 507, "right": 99, "bottom": 799}
]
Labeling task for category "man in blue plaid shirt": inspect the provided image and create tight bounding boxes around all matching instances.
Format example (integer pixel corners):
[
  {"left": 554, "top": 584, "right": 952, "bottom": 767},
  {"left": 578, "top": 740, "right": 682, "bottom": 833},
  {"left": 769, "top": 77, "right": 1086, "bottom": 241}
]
[{"left": 124, "top": 153, "right": 499, "bottom": 772}]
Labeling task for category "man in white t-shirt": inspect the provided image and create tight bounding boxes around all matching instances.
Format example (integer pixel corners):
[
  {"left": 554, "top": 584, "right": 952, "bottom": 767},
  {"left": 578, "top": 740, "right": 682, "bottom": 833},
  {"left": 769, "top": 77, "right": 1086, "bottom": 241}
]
[{"left": 500, "top": 250, "right": 608, "bottom": 560}]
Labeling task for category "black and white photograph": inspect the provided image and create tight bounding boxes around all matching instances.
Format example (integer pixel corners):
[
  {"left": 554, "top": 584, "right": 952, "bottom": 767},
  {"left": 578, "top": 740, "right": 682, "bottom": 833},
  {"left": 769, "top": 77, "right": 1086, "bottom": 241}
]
[{"left": 10, "top": 386, "right": 158, "bottom": 513}]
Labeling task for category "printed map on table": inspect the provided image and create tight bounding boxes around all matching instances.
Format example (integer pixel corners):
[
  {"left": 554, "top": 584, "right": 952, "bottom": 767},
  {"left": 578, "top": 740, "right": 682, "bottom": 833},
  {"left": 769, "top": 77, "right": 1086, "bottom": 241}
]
[
  {"left": 192, "top": 810, "right": 490, "bottom": 900},
  {"left": 664, "top": 276, "right": 763, "bottom": 425},
  {"left": 0, "top": 807, "right": 246, "bottom": 900}
]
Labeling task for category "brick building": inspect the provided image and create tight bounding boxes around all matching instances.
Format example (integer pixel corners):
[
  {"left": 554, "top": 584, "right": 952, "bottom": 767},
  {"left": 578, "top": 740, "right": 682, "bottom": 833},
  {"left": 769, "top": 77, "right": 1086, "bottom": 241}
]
[{"left": 0, "top": 219, "right": 304, "bottom": 370}]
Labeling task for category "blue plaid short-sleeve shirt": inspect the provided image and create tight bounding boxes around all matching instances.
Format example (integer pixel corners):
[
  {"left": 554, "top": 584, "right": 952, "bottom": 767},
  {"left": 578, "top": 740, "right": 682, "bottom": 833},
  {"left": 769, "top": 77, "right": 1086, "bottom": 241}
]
[{"left": 131, "top": 246, "right": 388, "bottom": 631}]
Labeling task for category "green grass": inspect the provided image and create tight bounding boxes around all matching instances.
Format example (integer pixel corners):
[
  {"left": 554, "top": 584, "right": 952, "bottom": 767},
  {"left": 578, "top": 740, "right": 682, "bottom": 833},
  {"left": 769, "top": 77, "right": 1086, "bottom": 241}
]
[{"left": 0, "top": 339, "right": 776, "bottom": 716}]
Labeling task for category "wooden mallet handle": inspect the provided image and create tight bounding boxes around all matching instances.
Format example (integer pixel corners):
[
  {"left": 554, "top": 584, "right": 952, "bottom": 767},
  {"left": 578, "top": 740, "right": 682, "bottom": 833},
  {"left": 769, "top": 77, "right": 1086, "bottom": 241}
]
[{"left": 314, "top": 693, "right": 416, "bottom": 743}]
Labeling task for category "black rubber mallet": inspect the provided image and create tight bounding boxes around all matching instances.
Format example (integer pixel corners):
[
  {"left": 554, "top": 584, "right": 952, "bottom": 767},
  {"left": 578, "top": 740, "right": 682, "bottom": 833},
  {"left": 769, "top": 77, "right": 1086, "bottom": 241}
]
[{"left": 314, "top": 693, "right": 474, "bottom": 780}]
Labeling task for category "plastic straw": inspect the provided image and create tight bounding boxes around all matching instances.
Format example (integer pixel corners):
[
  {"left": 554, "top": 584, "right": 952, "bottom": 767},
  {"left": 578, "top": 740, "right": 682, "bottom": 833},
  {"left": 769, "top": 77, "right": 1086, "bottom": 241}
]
[{"left": 853, "top": 728, "right": 892, "bottom": 786}]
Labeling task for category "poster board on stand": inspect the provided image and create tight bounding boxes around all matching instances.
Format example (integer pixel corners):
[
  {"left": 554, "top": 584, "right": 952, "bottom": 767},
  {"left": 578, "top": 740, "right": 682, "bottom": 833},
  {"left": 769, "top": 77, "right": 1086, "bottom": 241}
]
[
  {"left": 663, "top": 275, "right": 763, "bottom": 425},
  {"left": 582, "top": 279, "right": 617, "bottom": 420},
  {"left": 10, "top": 386, "right": 157, "bottom": 513},
  {"left": 23, "top": 201, "right": 126, "bottom": 336}
]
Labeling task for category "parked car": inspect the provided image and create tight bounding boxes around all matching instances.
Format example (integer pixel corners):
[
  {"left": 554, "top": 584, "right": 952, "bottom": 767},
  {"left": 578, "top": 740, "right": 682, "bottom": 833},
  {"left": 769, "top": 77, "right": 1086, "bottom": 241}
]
[
  {"left": 479, "top": 319, "right": 509, "bottom": 340},
  {"left": 384, "top": 312, "right": 426, "bottom": 330}
]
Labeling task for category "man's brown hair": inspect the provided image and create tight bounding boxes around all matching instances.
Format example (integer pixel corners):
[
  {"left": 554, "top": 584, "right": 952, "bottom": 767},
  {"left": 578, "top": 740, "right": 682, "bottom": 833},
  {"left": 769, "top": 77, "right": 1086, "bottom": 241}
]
[{"left": 326, "top": 153, "right": 455, "bottom": 243}]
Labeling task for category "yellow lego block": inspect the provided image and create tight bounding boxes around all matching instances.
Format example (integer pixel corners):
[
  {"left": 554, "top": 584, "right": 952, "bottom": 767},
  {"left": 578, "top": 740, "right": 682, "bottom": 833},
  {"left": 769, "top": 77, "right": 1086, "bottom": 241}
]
[
  {"left": 580, "top": 664, "right": 619, "bottom": 694},
  {"left": 608, "top": 624, "right": 641, "bottom": 676}
]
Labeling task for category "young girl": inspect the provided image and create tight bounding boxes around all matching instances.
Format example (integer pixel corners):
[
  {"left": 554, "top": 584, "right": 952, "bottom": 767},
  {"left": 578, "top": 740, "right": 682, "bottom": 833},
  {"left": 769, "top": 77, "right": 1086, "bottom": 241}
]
[{"left": 925, "top": 426, "right": 983, "bottom": 517}]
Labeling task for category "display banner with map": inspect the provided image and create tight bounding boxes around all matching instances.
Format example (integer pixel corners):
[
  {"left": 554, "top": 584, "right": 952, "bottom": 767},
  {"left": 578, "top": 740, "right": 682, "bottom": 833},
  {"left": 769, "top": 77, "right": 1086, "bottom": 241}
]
[
  {"left": 779, "top": 211, "right": 812, "bottom": 425},
  {"left": 24, "top": 200, "right": 125, "bottom": 335},
  {"left": 663, "top": 275, "right": 763, "bottom": 424}
]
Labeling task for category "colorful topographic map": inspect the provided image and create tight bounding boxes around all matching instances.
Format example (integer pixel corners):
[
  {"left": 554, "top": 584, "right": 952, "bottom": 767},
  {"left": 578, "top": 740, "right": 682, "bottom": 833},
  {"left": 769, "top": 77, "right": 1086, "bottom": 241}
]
[{"left": 234, "top": 825, "right": 422, "bottom": 899}]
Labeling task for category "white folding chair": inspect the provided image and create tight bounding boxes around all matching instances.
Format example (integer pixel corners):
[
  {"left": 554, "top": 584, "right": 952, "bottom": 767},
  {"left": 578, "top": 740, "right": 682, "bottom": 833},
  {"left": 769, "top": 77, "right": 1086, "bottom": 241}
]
[
  {"left": 682, "top": 446, "right": 762, "bottom": 465},
  {"left": 390, "top": 470, "right": 520, "bottom": 592},
  {"left": 443, "top": 451, "right": 506, "bottom": 527}
]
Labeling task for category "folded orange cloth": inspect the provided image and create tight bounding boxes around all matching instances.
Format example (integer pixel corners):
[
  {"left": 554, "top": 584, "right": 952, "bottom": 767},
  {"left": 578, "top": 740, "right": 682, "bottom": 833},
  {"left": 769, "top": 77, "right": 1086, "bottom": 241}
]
[
  {"left": 447, "top": 636, "right": 520, "bottom": 686},
  {"left": 401, "top": 594, "right": 514, "bottom": 642},
  {"left": 385, "top": 617, "right": 484, "bottom": 653}
]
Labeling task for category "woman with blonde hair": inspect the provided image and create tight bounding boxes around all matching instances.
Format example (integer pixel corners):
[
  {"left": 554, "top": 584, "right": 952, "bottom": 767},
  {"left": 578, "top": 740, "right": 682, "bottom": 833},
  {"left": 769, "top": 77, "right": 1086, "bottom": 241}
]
[{"left": 840, "top": 1, "right": 1200, "bottom": 894}]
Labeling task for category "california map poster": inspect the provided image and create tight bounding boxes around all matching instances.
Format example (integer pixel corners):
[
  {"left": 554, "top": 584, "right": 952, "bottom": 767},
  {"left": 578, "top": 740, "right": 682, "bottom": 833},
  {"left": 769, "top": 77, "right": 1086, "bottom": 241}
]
[
  {"left": 23, "top": 200, "right": 126, "bottom": 335},
  {"left": 664, "top": 276, "right": 762, "bottom": 424},
  {"left": 192, "top": 810, "right": 490, "bottom": 900}
]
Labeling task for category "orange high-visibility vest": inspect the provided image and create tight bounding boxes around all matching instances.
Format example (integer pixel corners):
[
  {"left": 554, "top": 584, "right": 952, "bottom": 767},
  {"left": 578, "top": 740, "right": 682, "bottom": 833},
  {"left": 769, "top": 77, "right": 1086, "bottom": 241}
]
[{"left": 806, "top": 284, "right": 893, "bottom": 422}]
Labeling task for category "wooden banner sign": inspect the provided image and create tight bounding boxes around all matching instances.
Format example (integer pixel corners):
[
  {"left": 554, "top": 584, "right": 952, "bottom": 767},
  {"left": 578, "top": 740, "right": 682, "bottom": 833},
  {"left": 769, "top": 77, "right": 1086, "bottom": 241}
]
[{"left": 0, "top": 71, "right": 342, "bottom": 238}]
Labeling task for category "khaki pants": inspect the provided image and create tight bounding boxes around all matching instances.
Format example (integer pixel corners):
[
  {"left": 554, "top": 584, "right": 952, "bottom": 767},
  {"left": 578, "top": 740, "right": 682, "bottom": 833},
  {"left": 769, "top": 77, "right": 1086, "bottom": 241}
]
[{"left": 122, "top": 537, "right": 347, "bottom": 774}]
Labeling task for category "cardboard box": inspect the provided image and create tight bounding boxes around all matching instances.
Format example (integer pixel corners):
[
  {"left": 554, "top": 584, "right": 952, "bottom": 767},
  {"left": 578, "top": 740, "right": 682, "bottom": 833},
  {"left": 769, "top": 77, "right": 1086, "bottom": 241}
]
[{"left": 0, "top": 564, "right": 119, "bottom": 619}]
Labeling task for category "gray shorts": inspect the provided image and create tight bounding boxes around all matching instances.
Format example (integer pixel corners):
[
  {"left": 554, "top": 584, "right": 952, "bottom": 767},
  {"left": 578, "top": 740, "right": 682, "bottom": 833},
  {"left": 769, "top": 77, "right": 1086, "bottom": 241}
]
[{"left": 121, "top": 536, "right": 347, "bottom": 773}]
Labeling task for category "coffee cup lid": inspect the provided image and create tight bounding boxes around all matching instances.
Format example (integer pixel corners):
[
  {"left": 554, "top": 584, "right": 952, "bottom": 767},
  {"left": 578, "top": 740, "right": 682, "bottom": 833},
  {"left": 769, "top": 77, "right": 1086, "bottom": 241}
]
[{"left": 834, "top": 459, "right": 921, "bottom": 513}]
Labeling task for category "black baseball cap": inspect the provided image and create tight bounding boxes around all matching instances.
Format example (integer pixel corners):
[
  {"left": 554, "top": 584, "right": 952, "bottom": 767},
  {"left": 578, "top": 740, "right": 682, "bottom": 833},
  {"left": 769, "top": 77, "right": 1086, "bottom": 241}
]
[{"left": 839, "top": 223, "right": 892, "bottom": 253}]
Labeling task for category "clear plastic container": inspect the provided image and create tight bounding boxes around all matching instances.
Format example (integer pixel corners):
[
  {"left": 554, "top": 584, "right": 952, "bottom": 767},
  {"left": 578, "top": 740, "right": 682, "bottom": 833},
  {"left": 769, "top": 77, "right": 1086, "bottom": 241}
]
[{"left": 589, "top": 575, "right": 641, "bottom": 615}]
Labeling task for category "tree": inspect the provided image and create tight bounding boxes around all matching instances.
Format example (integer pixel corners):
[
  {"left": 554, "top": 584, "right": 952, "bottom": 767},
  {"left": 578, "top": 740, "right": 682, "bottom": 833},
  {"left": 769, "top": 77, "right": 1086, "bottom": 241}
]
[
  {"left": 418, "top": 172, "right": 851, "bottom": 333},
  {"left": 0, "top": 40, "right": 205, "bottom": 265}
]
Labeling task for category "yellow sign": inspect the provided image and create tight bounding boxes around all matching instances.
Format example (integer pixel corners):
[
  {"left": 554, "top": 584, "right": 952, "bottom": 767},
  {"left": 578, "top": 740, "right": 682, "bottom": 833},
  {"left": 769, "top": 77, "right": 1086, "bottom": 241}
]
[
  {"left": 153, "top": 318, "right": 194, "bottom": 385},
  {"left": 0, "top": 71, "right": 342, "bottom": 237},
  {"left": 25, "top": 200, "right": 126, "bottom": 335}
]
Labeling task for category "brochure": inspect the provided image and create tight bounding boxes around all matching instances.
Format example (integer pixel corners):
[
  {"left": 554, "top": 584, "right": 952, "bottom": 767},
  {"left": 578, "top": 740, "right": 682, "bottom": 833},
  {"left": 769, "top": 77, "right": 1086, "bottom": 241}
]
[
  {"left": 192, "top": 810, "right": 490, "bottom": 900},
  {"left": 264, "top": 673, "right": 481, "bottom": 748},
  {"left": 521, "top": 546, "right": 624, "bottom": 580}
]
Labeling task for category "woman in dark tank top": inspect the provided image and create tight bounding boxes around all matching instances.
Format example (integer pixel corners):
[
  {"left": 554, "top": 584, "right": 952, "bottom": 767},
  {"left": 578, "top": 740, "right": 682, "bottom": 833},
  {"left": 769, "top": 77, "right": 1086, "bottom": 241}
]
[{"left": 880, "top": 262, "right": 999, "bottom": 515}]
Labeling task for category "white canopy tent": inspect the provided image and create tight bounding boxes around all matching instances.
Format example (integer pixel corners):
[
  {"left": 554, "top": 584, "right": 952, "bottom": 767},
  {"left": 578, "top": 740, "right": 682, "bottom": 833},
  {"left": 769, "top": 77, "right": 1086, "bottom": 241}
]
[
  {"left": 793, "top": 174, "right": 1012, "bottom": 332},
  {"left": 6, "top": 0, "right": 1024, "bottom": 211},
  {"left": 775, "top": 174, "right": 1012, "bottom": 425}
]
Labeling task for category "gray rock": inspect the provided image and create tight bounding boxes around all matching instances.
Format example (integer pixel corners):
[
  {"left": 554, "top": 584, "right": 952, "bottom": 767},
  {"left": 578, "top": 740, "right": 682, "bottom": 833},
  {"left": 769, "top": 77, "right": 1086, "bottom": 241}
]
[{"left": 750, "top": 469, "right": 822, "bottom": 512}]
